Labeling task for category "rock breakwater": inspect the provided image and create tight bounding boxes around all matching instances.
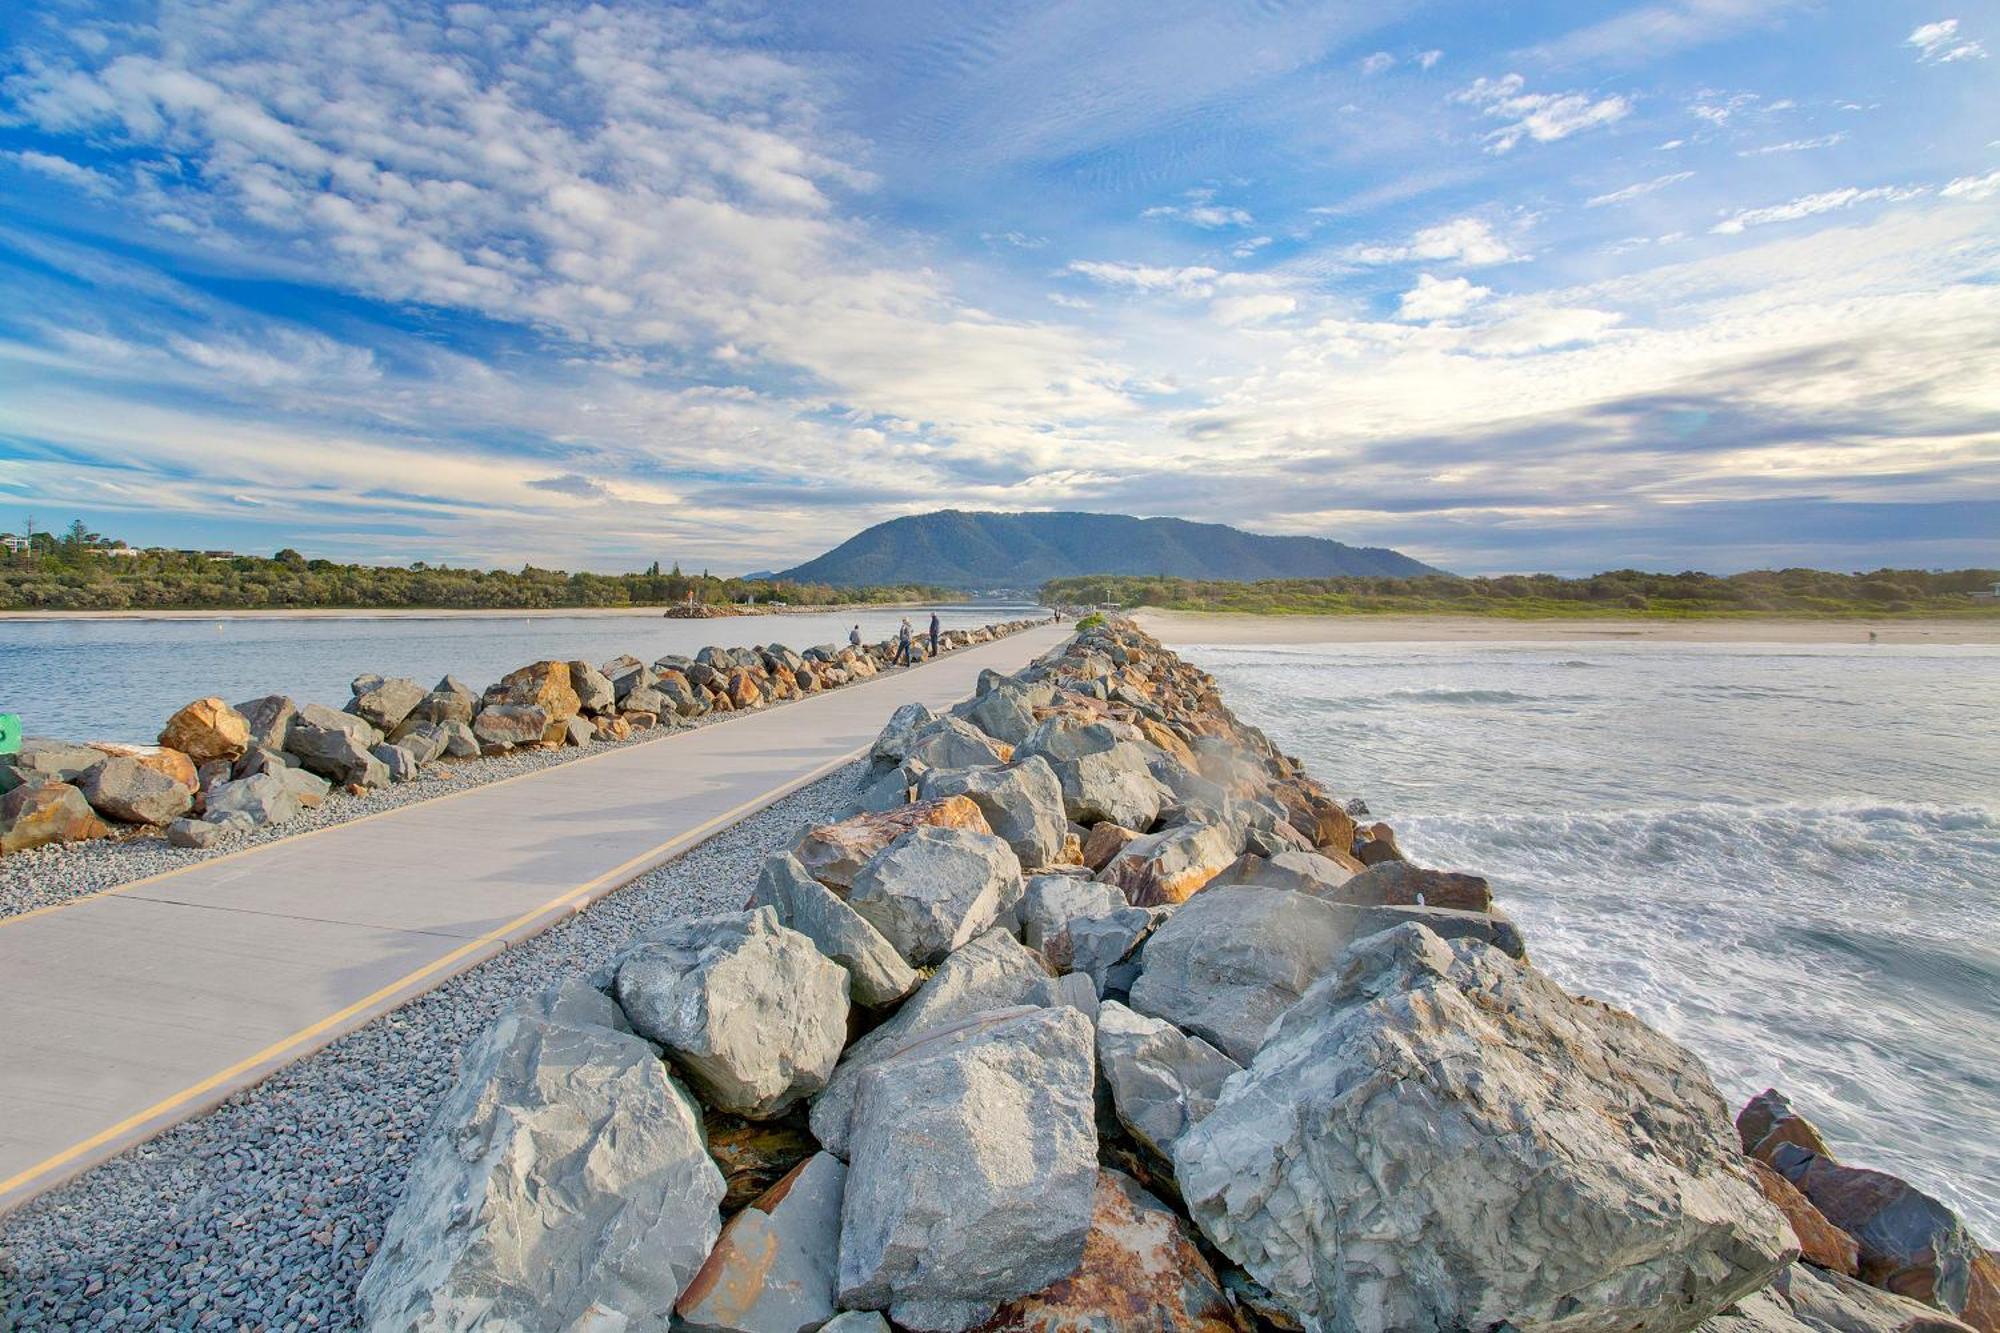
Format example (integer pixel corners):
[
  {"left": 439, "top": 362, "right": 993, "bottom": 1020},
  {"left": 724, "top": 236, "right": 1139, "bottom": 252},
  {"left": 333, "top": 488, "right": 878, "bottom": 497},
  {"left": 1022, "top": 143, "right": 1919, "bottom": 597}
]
[
  {"left": 356, "top": 618, "right": 1994, "bottom": 1332},
  {"left": 0, "top": 620, "right": 1042, "bottom": 861}
]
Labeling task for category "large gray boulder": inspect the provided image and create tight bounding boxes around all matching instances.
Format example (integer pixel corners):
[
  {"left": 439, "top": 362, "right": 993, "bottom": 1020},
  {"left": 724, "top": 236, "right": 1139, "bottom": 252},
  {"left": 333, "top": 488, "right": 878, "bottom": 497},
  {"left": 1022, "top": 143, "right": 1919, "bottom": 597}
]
[
  {"left": 297, "top": 701, "right": 382, "bottom": 746},
  {"left": 203, "top": 772, "right": 304, "bottom": 827},
  {"left": 568, "top": 660, "right": 617, "bottom": 713},
  {"left": 1068, "top": 906, "right": 1159, "bottom": 997},
  {"left": 1096, "top": 1000, "right": 1241, "bottom": 1162},
  {"left": 357, "top": 1013, "right": 725, "bottom": 1331},
  {"left": 472, "top": 704, "right": 549, "bottom": 748},
  {"left": 286, "top": 714, "right": 388, "bottom": 786},
  {"left": 1015, "top": 719, "right": 1162, "bottom": 830},
  {"left": 615, "top": 908, "right": 850, "bottom": 1118},
  {"left": 900, "top": 716, "right": 1010, "bottom": 771},
  {"left": 749, "top": 852, "right": 919, "bottom": 1008},
  {"left": 676, "top": 1152, "right": 846, "bottom": 1333},
  {"left": 917, "top": 756, "right": 1067, "bottom": 871},
  {"left": 1018, "top": 875, "right": 1126, "bottom": 971},
  {"left": 870, "top": 702, "right": 937, "bottom": 767},
  {"left": 810, "top": 929, "right": 1059, "bottom": 1157},
  {"left": 78, "top": 754, "right": 194, "bottom": 826},
  {"left": 349, "top": 675, "right": 427, "bottom": 732},
  {"left": 1173, "top": 924, "right": 1793, "bottom": 1333},
  {"left": 372, "top": 742, "right": 422, "bottom": 783},
  {"left": 846, "top": 826, "right": 1020, "bottom": 966},
  {"left": 1127, "top": 884, "right": 1358, "bottom": 1063},
  {"left": 837, "top": 1006, "right": 1098, "bottom": 1331},
  {"left": 405, "top": 677, "right": 479, "bottom": 728},
  {"left": 233, "top": 696, "right": 298, "bottom": 751},
  {"left": 959, "top": 680, "right": 1054, "bottom": 747},
  {"left": 1, "top": 738, "right": 104, "bottom": 792}
]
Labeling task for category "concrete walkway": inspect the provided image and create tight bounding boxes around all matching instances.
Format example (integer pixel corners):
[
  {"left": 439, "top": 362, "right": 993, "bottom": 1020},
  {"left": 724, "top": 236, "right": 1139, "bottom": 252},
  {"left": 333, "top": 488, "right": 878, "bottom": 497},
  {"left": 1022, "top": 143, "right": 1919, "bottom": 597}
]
[{"left": 0, "top": 624, "right": 1068, "bottom": 1214}]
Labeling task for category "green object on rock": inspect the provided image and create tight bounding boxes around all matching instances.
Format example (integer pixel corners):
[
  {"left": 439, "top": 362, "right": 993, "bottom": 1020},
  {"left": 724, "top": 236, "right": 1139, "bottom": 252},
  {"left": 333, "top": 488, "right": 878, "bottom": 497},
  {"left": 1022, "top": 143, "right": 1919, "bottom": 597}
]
[{"left": 0, "top": 713, "right": 20, "bottom": 755}]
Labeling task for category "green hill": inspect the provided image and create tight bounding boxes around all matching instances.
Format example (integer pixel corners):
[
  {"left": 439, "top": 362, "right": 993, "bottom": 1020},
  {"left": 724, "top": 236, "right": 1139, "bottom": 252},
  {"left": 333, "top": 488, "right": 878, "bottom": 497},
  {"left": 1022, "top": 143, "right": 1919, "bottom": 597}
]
[{"left": 772, "top": 510, "right": 1442, "bottom": 589}]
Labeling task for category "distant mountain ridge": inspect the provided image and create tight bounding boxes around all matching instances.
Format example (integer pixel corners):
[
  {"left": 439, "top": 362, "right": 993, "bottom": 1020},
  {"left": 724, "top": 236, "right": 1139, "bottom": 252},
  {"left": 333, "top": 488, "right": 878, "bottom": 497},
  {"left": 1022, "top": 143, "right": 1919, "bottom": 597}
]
[{"left": 771, "top": 510, "right": 1443, "bottom": 588}]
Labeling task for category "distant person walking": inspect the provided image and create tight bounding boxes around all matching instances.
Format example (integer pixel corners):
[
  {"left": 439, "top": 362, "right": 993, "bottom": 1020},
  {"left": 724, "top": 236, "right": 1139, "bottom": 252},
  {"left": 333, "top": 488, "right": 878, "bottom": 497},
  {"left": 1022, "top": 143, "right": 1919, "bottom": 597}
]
[
  {"left": 898, "top": 617, "right": 914, "bottom": 665},
  {"left": 928, "top": 611, "right": 940, "bottom": 657},
  {"left": 849, "top": 624, "right": 862, "bottom": 649}
]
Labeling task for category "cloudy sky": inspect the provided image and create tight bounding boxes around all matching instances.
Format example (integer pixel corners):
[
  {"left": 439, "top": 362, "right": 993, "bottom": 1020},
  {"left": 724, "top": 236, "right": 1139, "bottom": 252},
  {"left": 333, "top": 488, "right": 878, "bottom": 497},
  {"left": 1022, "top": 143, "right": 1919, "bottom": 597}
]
[{"left": 1, "top": 0, "right": 1995, "bottom": 576}]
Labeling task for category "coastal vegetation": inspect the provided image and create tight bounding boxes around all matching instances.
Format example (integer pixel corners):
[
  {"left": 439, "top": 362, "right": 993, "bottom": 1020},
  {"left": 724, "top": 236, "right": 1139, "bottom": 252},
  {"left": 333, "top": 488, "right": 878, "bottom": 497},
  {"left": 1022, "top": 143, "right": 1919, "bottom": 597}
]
[
  {"left": 0, "top": 526, "right": 949, "bottom": 612},
  {"left": 1044, "top": 567, "right": 2000, "bottom": 618}
]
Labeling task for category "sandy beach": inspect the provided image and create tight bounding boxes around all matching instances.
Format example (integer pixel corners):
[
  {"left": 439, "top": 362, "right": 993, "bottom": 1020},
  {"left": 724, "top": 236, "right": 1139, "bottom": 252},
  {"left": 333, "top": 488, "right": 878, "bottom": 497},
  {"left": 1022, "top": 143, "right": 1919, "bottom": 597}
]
[{"left": 1134, "top": 608, "right": 2000, "bottom": 646}]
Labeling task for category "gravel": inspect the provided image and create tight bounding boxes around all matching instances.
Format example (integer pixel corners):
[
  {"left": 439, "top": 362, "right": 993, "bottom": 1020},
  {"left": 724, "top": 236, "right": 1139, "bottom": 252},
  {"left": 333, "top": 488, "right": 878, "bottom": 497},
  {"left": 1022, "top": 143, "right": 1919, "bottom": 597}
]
[
  {"left": 0, "top": 758, "right": 871, "bottom": 1332},
  {"left": 0, "top": 631, "right": 1026, "bottom": 922}
]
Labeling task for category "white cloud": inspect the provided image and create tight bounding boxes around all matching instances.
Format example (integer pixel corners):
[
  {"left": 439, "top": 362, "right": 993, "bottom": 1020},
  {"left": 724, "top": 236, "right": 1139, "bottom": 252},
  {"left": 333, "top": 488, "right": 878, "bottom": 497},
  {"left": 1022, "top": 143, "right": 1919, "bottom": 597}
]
[
  {"left": 1348, "top": 216, "right": 1520, "bottom": 266},
  {"left": 1907, "top": 19, "right": 1987, "bottom": 63},
  {"left": 1417, "top": 50, "right": 1444, "bottom": 69},
  {"left": 1361, "top": 52, "right": 1395, "bottom": 76},
  {"left": 1212, "top": 292, "right": 1297, "bottom": 325},
  {"left": 1066, "top": 261, "right": 1222, "bottom": 298},
  {"left": 1738, "top": 132, "right": 1847, "bottom": 155},
  {"left": 1453, "top": 74, "right": 1631, "bottom": 153},
  {"left": 1712, "top": 185, "right": 1928, "bottom": 234},
  {"left": 1460, "top": 305, "right": 1623, "bottom": 355},
  {"left": 1941, "top": 169, "right": 2000, "bottom": 200},
  {"left": 3, "top": 149, "right": 117, "bottom": 197},
  {"left": 1397, "top": 273, "right": 1491, "bottom": 321},
  {"left": 1142, "top": 202, "right": 1253, "bottom": 229},
  {"left": 1587, "top": 172, "right": 1695, "bottom": 207}
]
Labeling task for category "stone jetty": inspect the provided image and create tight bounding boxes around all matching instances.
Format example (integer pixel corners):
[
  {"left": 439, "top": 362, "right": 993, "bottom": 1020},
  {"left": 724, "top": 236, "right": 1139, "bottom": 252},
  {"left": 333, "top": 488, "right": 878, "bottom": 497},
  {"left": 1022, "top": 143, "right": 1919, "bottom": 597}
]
[
  {"left": 0, "top": 620, "right": 1042, "bottom": 857},
  {"left": 353, "top": 618, "right": 1994, "bottom": 1331}
]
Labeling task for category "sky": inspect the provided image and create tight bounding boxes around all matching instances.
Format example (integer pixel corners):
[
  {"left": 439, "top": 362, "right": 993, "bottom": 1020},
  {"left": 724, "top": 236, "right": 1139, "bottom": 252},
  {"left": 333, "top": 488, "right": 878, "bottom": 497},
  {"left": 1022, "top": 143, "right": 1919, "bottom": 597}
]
[{"left": 0, "top": 1, "right": 1996, "bottom": 577}]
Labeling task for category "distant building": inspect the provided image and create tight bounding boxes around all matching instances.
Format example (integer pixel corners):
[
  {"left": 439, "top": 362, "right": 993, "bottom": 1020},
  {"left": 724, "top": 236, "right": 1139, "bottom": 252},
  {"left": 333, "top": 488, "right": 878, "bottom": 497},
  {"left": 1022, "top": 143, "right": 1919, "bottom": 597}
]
[
  {"left": 1973, "top": 582, "right": 2000, "bottom": 602},
  {"left": 0, "top": 533, "right": 25, "bottom": 553}
]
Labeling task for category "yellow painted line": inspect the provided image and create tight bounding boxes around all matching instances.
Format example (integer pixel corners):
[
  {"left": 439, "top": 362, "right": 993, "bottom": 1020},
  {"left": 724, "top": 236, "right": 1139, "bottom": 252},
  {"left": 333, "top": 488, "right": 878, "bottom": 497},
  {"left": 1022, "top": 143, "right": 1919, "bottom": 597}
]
[
  {"left": 0, "top": 741, "right": 867, "bottom": 1209},
  {"left": 0, "top": 632, "right": 1021, "bottom": 933}
]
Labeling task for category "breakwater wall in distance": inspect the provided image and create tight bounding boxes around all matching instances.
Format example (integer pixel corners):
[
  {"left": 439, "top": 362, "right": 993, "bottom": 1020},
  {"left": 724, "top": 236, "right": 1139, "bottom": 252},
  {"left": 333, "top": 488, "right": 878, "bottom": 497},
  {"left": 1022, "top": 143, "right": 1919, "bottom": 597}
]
[
  {"left": 0, "top": 619, "right": 1045, "bottom": 857},
  {"left": 354, "top": 616, "right": 1999, "bottom": 1332}
]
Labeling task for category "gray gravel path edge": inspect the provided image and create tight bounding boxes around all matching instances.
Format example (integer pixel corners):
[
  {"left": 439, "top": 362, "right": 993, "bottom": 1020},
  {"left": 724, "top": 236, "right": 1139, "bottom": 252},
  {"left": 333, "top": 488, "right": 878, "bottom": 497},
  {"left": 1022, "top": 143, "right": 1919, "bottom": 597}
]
[{"left": 0, "top": 759, "right": 873, "bottom": 1332}]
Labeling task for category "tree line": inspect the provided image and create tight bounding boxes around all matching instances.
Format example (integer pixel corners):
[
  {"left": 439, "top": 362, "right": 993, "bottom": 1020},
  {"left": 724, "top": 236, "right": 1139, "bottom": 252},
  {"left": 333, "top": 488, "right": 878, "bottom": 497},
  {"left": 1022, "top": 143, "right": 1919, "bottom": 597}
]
[
  {"left": 1042, "top": 568, "right": 2000, "bottom": 617},
  {"left": 0, "top": 528, "right": 945, "bottom": 612}
]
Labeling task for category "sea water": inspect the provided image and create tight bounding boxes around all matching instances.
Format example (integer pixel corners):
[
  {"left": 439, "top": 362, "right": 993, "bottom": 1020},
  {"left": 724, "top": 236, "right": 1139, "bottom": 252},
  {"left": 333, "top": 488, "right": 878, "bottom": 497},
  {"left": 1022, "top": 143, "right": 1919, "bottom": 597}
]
[
  {"left": 0, "top": 604, "right": 1040, "bottom": 744},
  {"left": 1168, "top": 638, "right": 2000, "bottom": 1241}
]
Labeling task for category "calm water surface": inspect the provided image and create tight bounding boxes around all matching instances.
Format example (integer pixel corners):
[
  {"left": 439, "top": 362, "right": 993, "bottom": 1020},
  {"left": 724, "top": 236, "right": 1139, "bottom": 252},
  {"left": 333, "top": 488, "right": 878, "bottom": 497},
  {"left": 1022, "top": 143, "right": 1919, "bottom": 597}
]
[
  {"left": 0, "top": 604, "right": 1040, "bottom": 743},
  {"left": 1165, "top": 637, "right": 2000, "bottom": 1241}
]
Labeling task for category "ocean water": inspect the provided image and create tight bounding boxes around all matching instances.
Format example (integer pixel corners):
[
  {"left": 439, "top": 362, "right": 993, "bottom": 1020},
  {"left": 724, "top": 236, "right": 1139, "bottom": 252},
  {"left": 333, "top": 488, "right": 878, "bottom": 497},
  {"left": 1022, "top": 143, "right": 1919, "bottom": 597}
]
[
  {"left": 0, "top": 604, "right": 1040, "bottom": 744},
  {"left": 1166, "top": 638, "right": 2000, "bottom": 1242}
]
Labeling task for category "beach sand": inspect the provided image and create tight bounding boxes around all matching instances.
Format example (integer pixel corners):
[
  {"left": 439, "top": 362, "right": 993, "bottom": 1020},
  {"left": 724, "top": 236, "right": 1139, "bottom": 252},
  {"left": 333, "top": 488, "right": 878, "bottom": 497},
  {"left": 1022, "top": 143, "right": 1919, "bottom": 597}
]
[{"left": 1134, "top": 608, "right": 2000, "bottom": 646}]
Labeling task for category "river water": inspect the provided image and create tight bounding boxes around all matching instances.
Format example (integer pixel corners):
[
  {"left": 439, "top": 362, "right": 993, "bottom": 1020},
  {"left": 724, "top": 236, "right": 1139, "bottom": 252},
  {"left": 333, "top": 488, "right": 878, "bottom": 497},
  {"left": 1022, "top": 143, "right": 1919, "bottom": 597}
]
[
  {"left": 0, "top": 604, "right": 1041, "bottom": 744},
  {"left": 1163, "top": 636, "right": 2000, "bottom": 1242}
]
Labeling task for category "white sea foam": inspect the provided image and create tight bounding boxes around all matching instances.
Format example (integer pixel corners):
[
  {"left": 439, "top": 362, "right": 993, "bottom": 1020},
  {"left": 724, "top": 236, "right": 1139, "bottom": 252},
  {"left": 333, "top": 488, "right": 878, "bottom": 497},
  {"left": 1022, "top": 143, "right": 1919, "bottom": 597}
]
[{"left": 1178, "top": 638, "right": 2000, "bottom": 1240}]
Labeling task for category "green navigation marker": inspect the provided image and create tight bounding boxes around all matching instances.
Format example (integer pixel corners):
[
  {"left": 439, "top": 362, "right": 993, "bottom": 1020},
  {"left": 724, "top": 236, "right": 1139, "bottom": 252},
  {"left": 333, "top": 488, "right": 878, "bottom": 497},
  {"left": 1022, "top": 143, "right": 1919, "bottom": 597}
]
[{"left": 0, "top": 712, "right": 20, "bottom": 756}]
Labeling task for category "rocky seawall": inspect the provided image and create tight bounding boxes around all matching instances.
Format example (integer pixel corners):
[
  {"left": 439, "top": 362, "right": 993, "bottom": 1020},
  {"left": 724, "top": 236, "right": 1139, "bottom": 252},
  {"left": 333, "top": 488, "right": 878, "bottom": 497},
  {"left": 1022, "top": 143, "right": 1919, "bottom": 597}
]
[
  {"left": 318, "top": 620, "right": 1996, "bottom": 1330},
  {"left": 0, "top": 619, "right": 1043, "bottom": 859}
]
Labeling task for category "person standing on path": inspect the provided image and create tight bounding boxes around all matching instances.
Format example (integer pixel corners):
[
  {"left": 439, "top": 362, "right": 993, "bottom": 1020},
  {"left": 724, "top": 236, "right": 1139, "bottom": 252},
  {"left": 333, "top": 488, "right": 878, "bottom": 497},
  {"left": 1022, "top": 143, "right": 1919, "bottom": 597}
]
[
  {"left": 928, "top": 611, "right": 941, "bottom": 657},
  {"left": 898, "top": 617, "right": 914, "bottom": 665},
  {"left": 849, "top": 624, "right": 862, "bottom": 649}
]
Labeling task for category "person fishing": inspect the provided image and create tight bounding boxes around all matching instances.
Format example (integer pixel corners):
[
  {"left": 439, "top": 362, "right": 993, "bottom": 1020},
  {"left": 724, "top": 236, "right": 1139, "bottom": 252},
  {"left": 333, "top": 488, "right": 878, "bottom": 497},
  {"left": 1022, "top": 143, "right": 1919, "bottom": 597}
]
[
  {"left": 898, "top": 617, "right": 914, "bottom": 665},
  {"left": 928, "top": 611, "right": 941, "bottom": 657}
]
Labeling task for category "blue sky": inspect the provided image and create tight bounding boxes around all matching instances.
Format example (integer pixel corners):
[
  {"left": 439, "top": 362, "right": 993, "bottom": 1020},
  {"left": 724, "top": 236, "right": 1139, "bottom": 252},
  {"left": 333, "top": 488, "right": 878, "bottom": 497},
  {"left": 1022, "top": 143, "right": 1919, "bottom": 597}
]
[{"left": 1, "top": 0, "right": 1995, "bottom": 576}]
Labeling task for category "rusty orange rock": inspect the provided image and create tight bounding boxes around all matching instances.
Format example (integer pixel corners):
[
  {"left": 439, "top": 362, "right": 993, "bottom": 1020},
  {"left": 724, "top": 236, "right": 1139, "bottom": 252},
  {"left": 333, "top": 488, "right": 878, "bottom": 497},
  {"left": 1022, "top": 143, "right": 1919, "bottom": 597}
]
[
  {"left": 157, "top": 697, "right": 251, "bottom": 766},
  {"left": 495, "top": 661, "right": 581, "bottom": 723},
  {"left": 728, "top": 668, "right": 765, "bottom": 710},
  {"left": 1082, "top": 823, "right": 1138, "bottom": 872},
  {"left": 1750, "top": 1159, "right": 1859, "bottom": 1275},
  {"left": 792, "top": 796, "right": 992, "bottom": 891},
  {"left": 1, "top": 780, "right": 113, "bottom": 854},
  {"left": 974, "top": 1169, "right": 1248, "bottom": 1332},
  {"left": 88, "top": 742, "right": 199, "bottom": 790}
]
